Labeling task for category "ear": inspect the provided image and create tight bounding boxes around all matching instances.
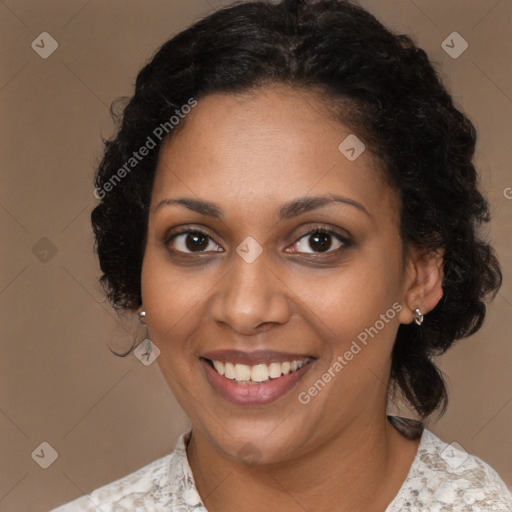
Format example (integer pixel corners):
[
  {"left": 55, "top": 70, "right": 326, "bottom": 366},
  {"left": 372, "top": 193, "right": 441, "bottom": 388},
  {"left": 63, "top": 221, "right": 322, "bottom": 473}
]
[{"left": 398, "top": 246, "right": 444, "bottom": 325}]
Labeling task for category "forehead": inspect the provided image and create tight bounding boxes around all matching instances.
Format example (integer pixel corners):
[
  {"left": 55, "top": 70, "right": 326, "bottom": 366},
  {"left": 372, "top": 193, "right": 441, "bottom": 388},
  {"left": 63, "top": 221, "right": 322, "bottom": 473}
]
[{"left": 151, "top": 84, "right": 398, "bottom": 224}]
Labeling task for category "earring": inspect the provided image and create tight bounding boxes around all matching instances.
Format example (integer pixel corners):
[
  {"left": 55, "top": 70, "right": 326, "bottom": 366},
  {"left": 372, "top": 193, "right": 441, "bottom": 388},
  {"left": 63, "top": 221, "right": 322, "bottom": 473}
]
[
  {"left": 414, "top": 308, "right": 424, "bottom": 326},
  {"left": 138, "top": 310, "right": 151, "bottom": 342}
]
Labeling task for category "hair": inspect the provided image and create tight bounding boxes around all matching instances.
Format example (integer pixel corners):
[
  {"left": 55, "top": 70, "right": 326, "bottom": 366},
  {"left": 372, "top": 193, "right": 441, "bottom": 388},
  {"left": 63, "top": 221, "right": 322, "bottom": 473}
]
[{"left": 90, "top": 0, "right": 502, "bottom": 439}]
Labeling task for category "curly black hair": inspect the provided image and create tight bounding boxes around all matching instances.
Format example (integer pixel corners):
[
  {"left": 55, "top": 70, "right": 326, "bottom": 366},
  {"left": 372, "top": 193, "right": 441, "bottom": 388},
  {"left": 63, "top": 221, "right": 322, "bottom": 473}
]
[{"left": 90, "top": 0, "right": 502, "bottom": 439}]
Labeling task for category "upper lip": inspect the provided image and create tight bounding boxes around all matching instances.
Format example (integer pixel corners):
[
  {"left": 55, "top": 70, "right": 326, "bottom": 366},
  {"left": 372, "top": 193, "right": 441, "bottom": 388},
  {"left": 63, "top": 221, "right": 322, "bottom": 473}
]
[{"left": 200, "top": 349, "right": 316, "bottom": 366}]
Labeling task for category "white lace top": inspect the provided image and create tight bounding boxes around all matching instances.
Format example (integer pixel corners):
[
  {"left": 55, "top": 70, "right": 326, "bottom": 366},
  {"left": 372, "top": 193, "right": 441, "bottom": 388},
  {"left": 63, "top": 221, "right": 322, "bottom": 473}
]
[{"left": 52, "top": 428, "right": 512, "bottom": 512}]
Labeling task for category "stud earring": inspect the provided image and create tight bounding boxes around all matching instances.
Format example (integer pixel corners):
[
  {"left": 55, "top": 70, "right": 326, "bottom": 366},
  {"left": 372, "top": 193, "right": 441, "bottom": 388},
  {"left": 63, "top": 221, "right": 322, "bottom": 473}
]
[{"left": 414, "top": 308, "right": 424, "bottom": 326}]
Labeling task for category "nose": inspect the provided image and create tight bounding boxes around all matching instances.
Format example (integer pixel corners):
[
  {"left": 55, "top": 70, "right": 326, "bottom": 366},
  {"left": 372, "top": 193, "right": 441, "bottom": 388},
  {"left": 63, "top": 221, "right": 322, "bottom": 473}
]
[{"left": 209, "top": 250, "right": 292, "bottom": 335}]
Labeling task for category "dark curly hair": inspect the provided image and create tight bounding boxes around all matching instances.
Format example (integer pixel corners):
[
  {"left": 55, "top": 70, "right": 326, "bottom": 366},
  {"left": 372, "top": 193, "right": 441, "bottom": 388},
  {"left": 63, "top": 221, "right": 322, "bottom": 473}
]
[{"left": 90, "top": 0, "right": 502, "bottom": 439}]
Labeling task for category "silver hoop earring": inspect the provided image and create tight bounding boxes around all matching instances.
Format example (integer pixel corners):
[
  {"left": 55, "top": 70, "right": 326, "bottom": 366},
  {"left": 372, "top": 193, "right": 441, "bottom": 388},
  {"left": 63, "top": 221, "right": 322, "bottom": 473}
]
[{"left": 414, "top": 308, "right": 424, "bottom": 326}]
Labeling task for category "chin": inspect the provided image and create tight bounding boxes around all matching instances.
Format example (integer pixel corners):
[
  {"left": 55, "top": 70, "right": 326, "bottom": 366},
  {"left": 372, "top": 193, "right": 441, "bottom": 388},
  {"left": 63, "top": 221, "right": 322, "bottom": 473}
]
[{"left": 204, "top": 417, "right": 309, "bottom": 466}]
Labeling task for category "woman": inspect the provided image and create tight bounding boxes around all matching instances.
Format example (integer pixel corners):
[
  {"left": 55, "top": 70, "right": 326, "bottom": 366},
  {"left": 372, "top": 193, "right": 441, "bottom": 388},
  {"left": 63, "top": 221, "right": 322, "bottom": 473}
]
[{"left": 52, "top": 0, "right": 512, "bottom": 510}]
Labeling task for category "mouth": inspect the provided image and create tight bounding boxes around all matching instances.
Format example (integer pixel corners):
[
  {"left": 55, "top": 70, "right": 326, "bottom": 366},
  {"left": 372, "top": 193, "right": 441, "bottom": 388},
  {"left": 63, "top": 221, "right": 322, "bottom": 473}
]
[
  {"left": 199, "top": 351, "right": 316, "bottom": 405},
  {"left": 202, "top": 357, "right": 312, "bottom": 384}
]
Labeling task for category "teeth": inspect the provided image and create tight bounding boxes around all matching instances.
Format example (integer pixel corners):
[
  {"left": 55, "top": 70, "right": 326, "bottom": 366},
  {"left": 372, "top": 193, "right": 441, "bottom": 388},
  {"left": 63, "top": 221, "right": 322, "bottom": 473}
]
[
  {"left": 224, "top": 362, "right": 236, "bottom": 380},
  {"left": 251, "top": 364, "right": 269, "bottom": 382},
  {"left": 209, "top": 358, "right": 311, "bottom": 383},
  {"left": 212, "top": 360, "right": 225, "bottom": 376},
  {"left": 234, "top": 364, "right": 251, "bottom": 381},
  {"left": 269, "top": 362, "right": 282, "bottom": 378}
]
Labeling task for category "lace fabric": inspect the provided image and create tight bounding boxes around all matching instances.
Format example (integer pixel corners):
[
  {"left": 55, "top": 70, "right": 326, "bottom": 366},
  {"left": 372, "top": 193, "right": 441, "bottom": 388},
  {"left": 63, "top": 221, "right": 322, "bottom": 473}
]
[{"left": 51, "top": 428, "right": 512, "bottom": 511}]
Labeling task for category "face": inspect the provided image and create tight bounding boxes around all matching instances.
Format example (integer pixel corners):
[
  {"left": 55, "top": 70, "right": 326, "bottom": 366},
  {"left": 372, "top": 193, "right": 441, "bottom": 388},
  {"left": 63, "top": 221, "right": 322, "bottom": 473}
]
[{"left": 140, "top": 84, "right": 413, "bottom": 464}]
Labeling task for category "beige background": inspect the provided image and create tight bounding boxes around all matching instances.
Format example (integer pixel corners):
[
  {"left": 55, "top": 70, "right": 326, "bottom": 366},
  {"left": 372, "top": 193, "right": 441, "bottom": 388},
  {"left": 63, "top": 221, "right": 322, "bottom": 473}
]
[{"left": 1, "top": 0, "right": 511, "bottom": 510}]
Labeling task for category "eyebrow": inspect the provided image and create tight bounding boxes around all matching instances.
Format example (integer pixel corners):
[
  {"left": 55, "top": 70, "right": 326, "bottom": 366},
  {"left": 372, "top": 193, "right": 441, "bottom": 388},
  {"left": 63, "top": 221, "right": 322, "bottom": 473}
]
[{"left": 153, "top": 193, "right": 371, "bottom": 220}]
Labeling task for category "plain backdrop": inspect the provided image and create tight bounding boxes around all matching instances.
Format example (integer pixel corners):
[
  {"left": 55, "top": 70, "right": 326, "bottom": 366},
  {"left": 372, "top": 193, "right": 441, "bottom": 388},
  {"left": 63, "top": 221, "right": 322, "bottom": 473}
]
[{"left": 1, "top": 1, "right": 511, "bottom": 510}]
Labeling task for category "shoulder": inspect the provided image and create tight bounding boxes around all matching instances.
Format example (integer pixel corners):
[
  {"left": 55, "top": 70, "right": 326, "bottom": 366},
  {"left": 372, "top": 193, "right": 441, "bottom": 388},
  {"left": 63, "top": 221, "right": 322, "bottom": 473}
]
[
  {"left": 50, "top": 431, "right": 202, "bottom": 512},
  {"left": 388, "top": 428, "right": 512, "bottom": 511},
  {"left": 50, "top": 452, "right": 174, "bottom": 512}
]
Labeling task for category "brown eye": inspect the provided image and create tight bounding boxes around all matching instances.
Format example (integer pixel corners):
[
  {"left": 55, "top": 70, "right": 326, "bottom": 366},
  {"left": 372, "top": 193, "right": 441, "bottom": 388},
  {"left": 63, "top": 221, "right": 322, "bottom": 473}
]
[
  {"left": 291, "top": 228, "right": 351, "bottom": 254},
  {"left": 166, "top": 230, "right": 222, "bottom": 253}
]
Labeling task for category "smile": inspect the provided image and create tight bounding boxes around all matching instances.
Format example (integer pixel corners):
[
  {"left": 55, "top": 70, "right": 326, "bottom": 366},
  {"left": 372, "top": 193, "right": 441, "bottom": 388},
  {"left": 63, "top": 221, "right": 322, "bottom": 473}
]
[
  {"left": 199, "top": 353, "right": 316, "bottom": 405},
  {"left": 206, "top": 357, "right": 312, "bottom": 384}
]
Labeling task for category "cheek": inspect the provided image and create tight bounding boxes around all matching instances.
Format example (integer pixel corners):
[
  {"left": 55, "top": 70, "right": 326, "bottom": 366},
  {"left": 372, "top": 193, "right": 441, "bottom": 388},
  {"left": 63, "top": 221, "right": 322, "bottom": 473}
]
[
  {"left": 140, "top": 254, "right": 205, "bottom": 356},
  {"left": 296, "top": 263, "right": 401, "bottom": 405},
  {"left": 141, "top": 232, "right": 403, "bottom": 355},
  {"left": 289, "top": 255, "right": 401, "bottom": 338}
]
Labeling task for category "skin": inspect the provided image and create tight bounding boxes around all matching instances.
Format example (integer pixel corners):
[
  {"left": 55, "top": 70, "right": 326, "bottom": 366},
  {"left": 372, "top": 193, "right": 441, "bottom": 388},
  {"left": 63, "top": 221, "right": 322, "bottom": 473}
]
[{"left": 138, "top": 83, "right": 444, "bottom": 512}]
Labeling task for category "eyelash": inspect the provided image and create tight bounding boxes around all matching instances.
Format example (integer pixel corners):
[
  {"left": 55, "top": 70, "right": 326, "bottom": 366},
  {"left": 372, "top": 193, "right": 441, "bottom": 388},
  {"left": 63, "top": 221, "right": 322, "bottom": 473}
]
[{"left": 164, "top": 225, "right": 352, "bottom": 256}]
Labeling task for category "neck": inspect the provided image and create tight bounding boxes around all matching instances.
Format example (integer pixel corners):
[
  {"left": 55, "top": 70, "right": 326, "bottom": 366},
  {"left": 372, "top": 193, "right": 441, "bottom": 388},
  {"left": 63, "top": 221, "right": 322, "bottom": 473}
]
[{"left": 187, "top": 415, "right": 421, "bottom": 512}]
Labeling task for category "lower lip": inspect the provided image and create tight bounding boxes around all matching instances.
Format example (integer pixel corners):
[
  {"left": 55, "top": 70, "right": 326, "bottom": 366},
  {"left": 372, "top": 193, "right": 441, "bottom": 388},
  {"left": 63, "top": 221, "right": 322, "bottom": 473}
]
[{"left": 200, "top": 358, "right": 314, "bottom": 406}]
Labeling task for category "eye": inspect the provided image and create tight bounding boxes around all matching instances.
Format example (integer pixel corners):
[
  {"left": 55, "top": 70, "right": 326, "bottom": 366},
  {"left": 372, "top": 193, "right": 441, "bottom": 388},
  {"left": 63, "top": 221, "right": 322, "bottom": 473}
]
[
  {"left": 289, "top": 227, "right": 351, "bottom": 254},
  {"left": 164, "top": 226, "right": 351, "bottom": 256},
  {"left": 165, "top": 229, "right": 222, "bottom": 254}
]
